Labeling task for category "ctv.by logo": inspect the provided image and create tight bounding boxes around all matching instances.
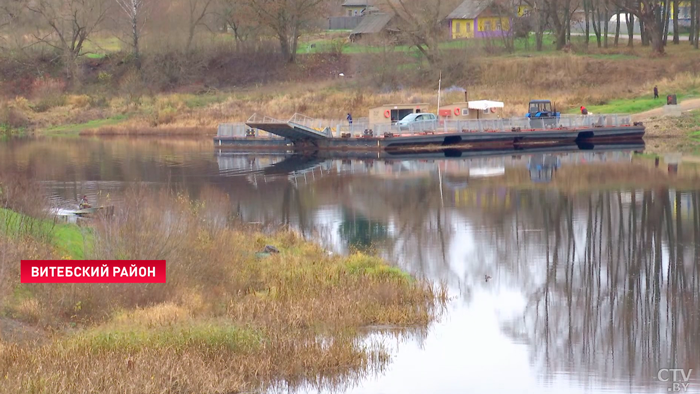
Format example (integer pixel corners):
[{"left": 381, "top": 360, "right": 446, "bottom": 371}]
[{"left": 658, "top": 369, "right": 693, "bottom": 392}]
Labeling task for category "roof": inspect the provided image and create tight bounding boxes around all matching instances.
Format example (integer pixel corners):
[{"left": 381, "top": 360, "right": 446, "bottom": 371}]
[
  {"left": 350, "top": 13, "right": 396, "bottom": 35},
  {"left": 446, "top": 0, "right": 492, "bottom": 19},
  {"left": 371, "top": 103, "right": 429, "bottom": 109},
  {"left": 468, "top": 100, "right": 504, "bottom": 110},
  {"left": 342, "top": 0, "right": 369, "bottom": 6}
]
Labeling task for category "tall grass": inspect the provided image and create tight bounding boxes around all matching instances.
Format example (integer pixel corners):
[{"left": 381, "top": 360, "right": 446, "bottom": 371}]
[
  {"left": 77, "top": 55, "right": 700, "bottom": 135},
  {"left": 0, "top": 183, "right": 446, "bottom": 393}
]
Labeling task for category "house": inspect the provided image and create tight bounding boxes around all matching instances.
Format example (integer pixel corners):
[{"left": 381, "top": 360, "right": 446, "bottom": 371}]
[
  {"left": 349, "top": 13, "right": 400, "bottom": 42},
  {"left": 516, "top": 4, "right": 530, "bottom": 16},
  {"left": 446, "top": 0, "right": 513, "bottom": 39},
  {"left": 341, "top": 0, "right": 379, "bottom": 16}
]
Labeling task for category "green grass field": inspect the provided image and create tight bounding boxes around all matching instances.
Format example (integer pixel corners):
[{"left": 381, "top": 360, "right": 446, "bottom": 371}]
[
  {"left": 295, "top": 32, "right": 647, "bottom": 57},
  {"left": 566, "top": 91, "right": 700, "bottom": 115},
  {"left": 0, "top": 208, "right": 90, "bottom": 258},
  {"left": 43, "top": 115, "right": 129, "bottom": 136}
]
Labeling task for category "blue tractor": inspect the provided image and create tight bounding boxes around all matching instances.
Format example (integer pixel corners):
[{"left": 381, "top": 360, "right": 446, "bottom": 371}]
[{"left": 526, "top": 99, "right": 560, "bottom": 128}]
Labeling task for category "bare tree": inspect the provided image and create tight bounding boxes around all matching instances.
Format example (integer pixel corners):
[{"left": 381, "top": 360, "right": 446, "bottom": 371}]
[
  {"left": 386, "top": 0, "right": 458, "bottom": 65},
  {"left": 624, "top": 11, "right": 634, "bottom": 47},
  {"left": 0, "top": 1, "right": 22, "bottom": 50},
  {"left": 542, "top": 0, "right": 573, "bottom": 50},
  {"left": 693, "top": 0, "right": 700, "bottom": 48},
  {"left": 114, "top": 0, "right": 148, "bottom": 69},
  {"left": 589, "top": 0, "right": 603, "bottom": 47},
  {"left": 216, "top": 0, "right": 258, "bottom": 51},
  {"left": 690, "top": 0, "right": 696, "bottom": 46},
  {"left": 26, "top": 0, "right": 109, "bottom": 84},
  {"left": 493, "top": 0, "right": 520, "bottom": 53},
  {"left": 185, "top": 0, "right": 215, "bottom": 53},
  {"left": 672, "top": 0, "right": 679, "bottom": 43},
  {"left": 524, "top": 0, "right": 549, "bottom": 50},
  {"left": 617, "top": 0, "right": 666, "bottom": 54},
  {"left": 613, "top": 5, "right": 620, "bottom": 45},
  {"left": 247, "top": 0, "right": 327, "bottom": 63}
]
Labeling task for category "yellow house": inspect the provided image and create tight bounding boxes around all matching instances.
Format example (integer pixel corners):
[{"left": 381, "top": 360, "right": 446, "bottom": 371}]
[
  {"left": 670, "top": 1, "right": 692, "bottom": 20},
  {"left": 637, "top": 1, "right": 691, "bottom": 19},
  {"left": 447, "top": 0, "right": 513, "bottom": 39},
  {"left": 517, "top": 5, "right": 531, "bottom": 16}
]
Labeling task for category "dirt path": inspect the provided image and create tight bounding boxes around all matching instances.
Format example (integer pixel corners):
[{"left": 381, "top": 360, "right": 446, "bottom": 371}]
[{"left": 631, "top": 98, "right": 700, "bottom": 121}]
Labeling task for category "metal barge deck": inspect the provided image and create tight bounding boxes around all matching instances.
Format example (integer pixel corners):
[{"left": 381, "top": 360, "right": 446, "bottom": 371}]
[{"left": 214, "top": 113, "right": 645, "bottom": 152}]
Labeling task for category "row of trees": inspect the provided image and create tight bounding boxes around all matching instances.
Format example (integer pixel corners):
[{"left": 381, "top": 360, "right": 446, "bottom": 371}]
[
  {"left": 384, "top": 0, "right": 700, "bottom": 65},
  {"left": 528, "top": 0, "right": 700, "bottom": 53},
  {"left": 0, "top": 0, "right": 698, "bottom": 84},
  {"left": 0, "top": 0, "right": 334, "bottom": 76}
]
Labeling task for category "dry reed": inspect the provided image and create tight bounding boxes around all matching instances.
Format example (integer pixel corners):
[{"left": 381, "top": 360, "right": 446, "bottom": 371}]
[{"left": 0, "top": 183, "right": 446, "bottom": 394}]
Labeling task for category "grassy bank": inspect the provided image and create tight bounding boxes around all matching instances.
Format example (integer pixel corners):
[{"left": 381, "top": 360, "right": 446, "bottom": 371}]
[
  {"left": 0, "top": 184, "right": 446, "bottom": 393},
  {"left": 0, "top": 39, "right": 696, "bottom": 137},
  {"left": 0, "top": 208, "right": 89, "bottom": 258},
  {"left": 566, "top": 92, "right": 700, "bottom": 115}
]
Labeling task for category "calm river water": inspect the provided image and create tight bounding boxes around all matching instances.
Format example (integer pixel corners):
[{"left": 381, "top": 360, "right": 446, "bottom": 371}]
[{"left": 2, "top": 137, "right": 700, "bottom": 394}]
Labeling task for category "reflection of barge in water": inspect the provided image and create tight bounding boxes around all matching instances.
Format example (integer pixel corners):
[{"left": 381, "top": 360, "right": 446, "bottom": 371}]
[
  {"left": 215, "top": 141, "right": 645, "bottom": 178},
  {"left": 214, "top": 113, "right": 645, "bottom": 152},
  {"left": 215, "top": 140, "right": 646, "bottom": 162}
]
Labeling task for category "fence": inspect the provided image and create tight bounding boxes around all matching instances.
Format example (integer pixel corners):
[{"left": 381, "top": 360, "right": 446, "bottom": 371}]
[
  {"left": 220, "top": 114, "right": 633, "bottom": 139},
  {"left": 217, "top": 123, "right": 284, "bottom": 139},
  {"left": 289, "top": 113, "right": 344, "bottom": 137},
  {"left": 328, "top": 16, "right": 363, "bottom": 30},
  {"left": 247, "top": 113, "right": 285, "bottom": 123},
  {"left": 334, "top": 114, "right": 633, "bottom": 136}
]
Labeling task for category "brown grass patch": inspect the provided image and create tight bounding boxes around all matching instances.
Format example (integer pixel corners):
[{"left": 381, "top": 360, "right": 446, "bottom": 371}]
[{"left": 0, "top": 184, "right": 446, "bottom": 393}]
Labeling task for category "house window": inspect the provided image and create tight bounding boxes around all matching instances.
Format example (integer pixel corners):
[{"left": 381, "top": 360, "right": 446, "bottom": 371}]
[
  {"left": 496, "top": 20, "right": 502, "bottom": 30},
  {"left": 455, "top": 22, "right": 461, "bottom": 33},
  {"left": 348, "top": 9, "right": 353, "bottom": 16},
  {"left": 484, "top": 21, "right": 491, "bottom": 31},
  {"left": 466, "top": 22, "right": 471, "bottom": 32}
]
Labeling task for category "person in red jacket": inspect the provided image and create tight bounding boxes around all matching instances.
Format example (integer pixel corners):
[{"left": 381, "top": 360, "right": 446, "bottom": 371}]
[
  {"left": 580, "top": 106, "right": 588, "bottom": 115},
  {"left": 79, "top": 195, "right": 91, "bottom": 209}
]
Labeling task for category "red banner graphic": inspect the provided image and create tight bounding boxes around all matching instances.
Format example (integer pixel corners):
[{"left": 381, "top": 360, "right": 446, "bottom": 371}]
[{"left": 20, "top": 260, "right": 166, "bottom": 283}]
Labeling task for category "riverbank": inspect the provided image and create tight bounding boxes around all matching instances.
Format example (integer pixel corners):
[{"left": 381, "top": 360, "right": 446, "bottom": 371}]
[
  {"left": 642, "top": 110, "right": 700, "bottom": 154},
  {"left": 1, "top": 44, "right": 698, "bottom": 137},
  {"left": 0, "top": 183, "right": 446, "bottom": 393}
]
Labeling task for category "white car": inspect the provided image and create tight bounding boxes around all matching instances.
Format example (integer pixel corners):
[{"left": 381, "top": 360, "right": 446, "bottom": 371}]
[{"left": 397, "top": 113, "right": 438, "bottom": 131}]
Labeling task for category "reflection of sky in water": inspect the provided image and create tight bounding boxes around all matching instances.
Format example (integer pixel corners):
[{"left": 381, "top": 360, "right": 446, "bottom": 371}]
[{"left": 302, "top": 196, "right": 700, "bottom": 394}]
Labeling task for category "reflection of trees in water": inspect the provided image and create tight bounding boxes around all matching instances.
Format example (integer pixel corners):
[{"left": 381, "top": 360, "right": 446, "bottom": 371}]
[
  {"left": 329, "top": 178, "right": 700, "bottom": 388},
  {"left": 507, "top": 189, "right": 700, "bottom": 388},
  {"left": 340, "top": 175, "right": 459, "bottom": 286},
  {"left": 338, "top": 210, "right": 389, "bottom": 252}
]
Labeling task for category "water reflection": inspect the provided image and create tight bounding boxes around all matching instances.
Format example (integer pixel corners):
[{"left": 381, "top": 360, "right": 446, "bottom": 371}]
[
  {"left": 3, "top": 137, "right": 700, "bottom": 393},
  {"left": 510, "top": 190, "right": 700, "bottom": 391}
]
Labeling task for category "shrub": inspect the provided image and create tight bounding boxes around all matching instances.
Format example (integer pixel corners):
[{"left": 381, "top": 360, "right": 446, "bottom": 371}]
[
  {"left": 0, "top": 103, "right": 29, "bottom": 130},
  {"left": 67, "top": 94, "right": 91, "bottom": 108}
]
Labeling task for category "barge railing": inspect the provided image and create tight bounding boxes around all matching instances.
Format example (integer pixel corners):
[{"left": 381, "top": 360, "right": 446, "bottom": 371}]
[
  {"left": 333, "top": 114, "right": 633, "bottom": 136},
  {"left": 217, "top": 122, "right": 285, "bottom": 139},
  {"left": 219, "top": 113, "right": 636, "bottom": 141},
  {"left": 247, "top": 113, "right": 285, "bottom": 123}
]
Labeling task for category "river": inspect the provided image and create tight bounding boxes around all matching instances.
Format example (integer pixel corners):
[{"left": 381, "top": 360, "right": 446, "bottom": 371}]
[{"left": 2, "top": 136, "right": 700, "bottom": 394}]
